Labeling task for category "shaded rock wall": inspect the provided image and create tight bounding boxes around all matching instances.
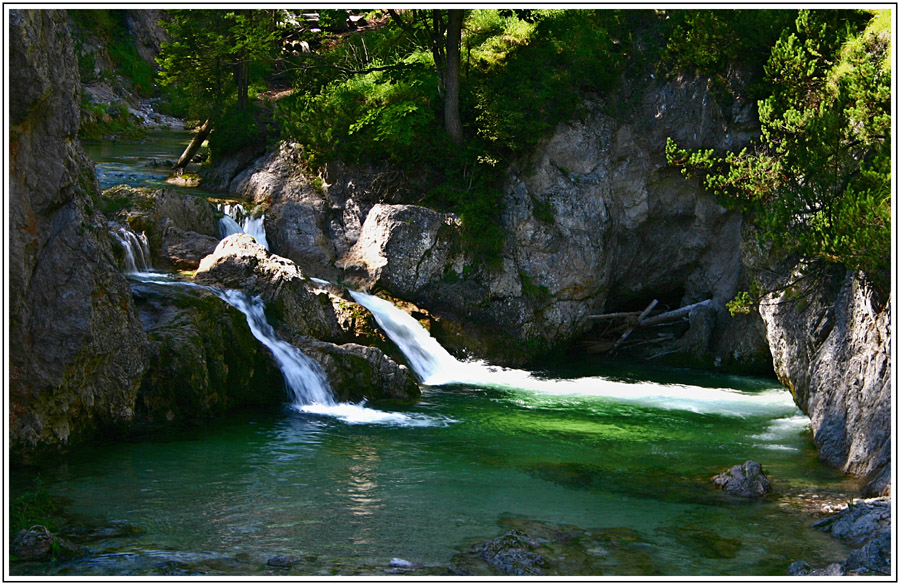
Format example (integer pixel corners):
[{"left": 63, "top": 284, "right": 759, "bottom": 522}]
[
  {"left": 758, "top": 268, "right": 892, "bottom": 495},
  {"left": 9, "top": 9, "right": 148, "bottom": 459}
]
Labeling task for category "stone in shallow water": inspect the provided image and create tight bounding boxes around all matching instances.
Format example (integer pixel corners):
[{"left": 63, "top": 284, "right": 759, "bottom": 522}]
[
  {"left": 267, "top": 554, "right": 300, "bottom": 568},
  {"left": 711, "top": 460, "right": 771, "bottom": 497}
]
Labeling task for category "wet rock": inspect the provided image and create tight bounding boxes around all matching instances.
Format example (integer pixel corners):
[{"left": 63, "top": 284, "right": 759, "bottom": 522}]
[
  {"left": 105, "top": 185, "right": 220, "bottom": 270},
  {"left": 787, "top": 560, "right": 846, "bottom": 576},
  {"left": 12, "top": 526, "right": 82, "bottom": 561},
  {"left": 267, "top": 554, "right": 300, "bottom": 568},
  {"left": 194, "top": 234, "right": 345, "bottom": 341},
  {"left": 790, "top": 497, "right": 891, "bottom": 576},
  {"left": 474, "top": 529, "right": 549, "bottom": 576},
  {"left": 195, "top": 235, "right": 419, "bottom": 403},
  {"left": 131, "top": 281, "right": 284, "bottom": 426},
  {"left": 813, "top": 497, "right": 891, "bottom": 547},
  {"left": 711, "top": 460, "right": 771, "bottom": 497},
  {"left": 298, "top": 340, "right": 420, "bottom": 404},
  {"left": 450, "top": 518, "right": 661, "bottom": 576},
  {"left": 758, "top": 267, "right": 891, "bottom": 494}
]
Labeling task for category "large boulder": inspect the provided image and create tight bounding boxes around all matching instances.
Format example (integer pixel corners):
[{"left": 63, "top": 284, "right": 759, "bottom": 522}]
[
  {"left": 758, "top": 267, "right": 891, "bottom": 495},
  {"left": 131, "top": 281, "right": 285, "bottom": 427},
  {"left": 9, "top": 9, "right": 148, "bottom": 459}
]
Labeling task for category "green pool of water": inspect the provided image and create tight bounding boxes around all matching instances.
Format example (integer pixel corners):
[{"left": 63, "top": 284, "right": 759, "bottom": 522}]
[{"left": 11, "top": 364, "right": 855, "bottom": 577}]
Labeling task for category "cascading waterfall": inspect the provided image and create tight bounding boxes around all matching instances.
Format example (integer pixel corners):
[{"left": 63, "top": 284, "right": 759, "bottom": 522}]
[
  {"left": 133, "top": 277, "right": 448, "bottom": 427},
  {"left": 218, "top": 202, "right": 269, "bottom": 249},
  {"left": 349, "top": 290, "right": 803, "bottom": 419},
  {"left": 216, "top": 288, "right": 335, "bottom": 406},
  {"left": 110, "top": 226, "right": 152, "bottom": 274}
]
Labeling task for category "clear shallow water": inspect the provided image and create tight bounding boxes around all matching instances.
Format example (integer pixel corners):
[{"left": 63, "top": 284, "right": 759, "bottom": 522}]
[
  {"left": 11, "top": 132, "right": 856, "bottom": 576},
  {"left": 13, "top": 369, "right": 855, "bottom": 577}
]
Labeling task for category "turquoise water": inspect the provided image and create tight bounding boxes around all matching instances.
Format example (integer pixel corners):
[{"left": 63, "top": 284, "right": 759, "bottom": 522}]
[
  {"left": 12, "top": 366, "right": 855, "bottom": 576},
  {"left": 9, "top": 132, "right": 856, "bottom": 576}
]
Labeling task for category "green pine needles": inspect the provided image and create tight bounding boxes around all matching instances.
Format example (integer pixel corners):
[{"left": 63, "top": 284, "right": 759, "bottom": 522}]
[{"left": 667, "top": 9, "right": 891, "bottom": 303}]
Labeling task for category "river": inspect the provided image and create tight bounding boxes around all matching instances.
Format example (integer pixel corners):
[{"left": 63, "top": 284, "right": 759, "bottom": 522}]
[{"left": 10, "top": 131, "right": 856, "bottom": 576}]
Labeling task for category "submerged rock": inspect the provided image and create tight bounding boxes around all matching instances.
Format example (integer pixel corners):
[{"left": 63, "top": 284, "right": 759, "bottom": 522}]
[
  {"left": 267, "top": 554, "right": 300, "bottom": 568},
  {"left": 711, "top": 460, "right": 771, "bottom": 497},
  {"left": 11, "top": 526, "right": 82, "bottom": 561}
]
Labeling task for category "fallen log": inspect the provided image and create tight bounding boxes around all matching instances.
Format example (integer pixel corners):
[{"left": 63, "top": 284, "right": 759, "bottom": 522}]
[
  {"left": 639, "top": 299, "right": 713, "bottom": 327},
  {"left": 613, "top": 299, "right": 658, "bottom": 349},
  {"left": 173, "top": 119, "right": 212, "bottom": 173}
]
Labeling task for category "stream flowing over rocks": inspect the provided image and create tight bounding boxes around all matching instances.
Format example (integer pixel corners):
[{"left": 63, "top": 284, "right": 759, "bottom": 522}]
[{"left": 8, "top": 8, "right": 891, "bottom": 576}]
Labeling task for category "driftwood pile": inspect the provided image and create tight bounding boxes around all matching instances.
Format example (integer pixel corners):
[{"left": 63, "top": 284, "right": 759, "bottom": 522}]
[{"left": 581, "top": 298, "right": 713, "bottom": 356}]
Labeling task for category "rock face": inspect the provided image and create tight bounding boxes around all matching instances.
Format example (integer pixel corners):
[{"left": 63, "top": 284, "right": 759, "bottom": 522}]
[
  {"left": 758, "top": 268, "right": 891, "bottom": 495},
  {"left": 8, "top": 9, "right": 148, "bottom": 459},
  {"left": 223, "top": 74, "right": 766, "bottom": 367},
  {"left": 711, "top": 460, "right": 771, "bottom": 497}
]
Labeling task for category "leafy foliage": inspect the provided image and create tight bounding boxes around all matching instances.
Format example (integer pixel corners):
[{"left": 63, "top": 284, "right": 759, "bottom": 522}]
[
  {"left": 667, "top": 10, "right": 890, "bottom": 288},
  {"left": 11, "top": 476, "right": 58, "bottom": 535},
  {"left": 157, "top": 10, "right": 280, "bottom": 126}
]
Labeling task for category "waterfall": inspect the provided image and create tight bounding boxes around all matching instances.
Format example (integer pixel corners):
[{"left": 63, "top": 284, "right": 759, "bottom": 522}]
[
  {"left": 111, "top": 226, "right": 152, "bottom": 274},
  {"left": 135, "top": 278, "right": 449, "bottom": 427},
  {"left": 218, "top": 203, "right": 269, "bottom": 249},
  {"left": 349, "top": 290, "right": 801, "bottom": 417},
  {"left": 215, "top": 289, "right": 335, "bottom": 407},
  {"left": 218, "top": 215, "right": 244, "bottom": 239}
]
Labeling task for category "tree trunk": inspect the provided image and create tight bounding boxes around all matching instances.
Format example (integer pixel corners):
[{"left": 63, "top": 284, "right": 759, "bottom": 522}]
[
  {"left": 173, "top": 119, "right": 212, "bottom": 172},
  {"left": 444, "top": 9, "right": 464, "bottom": 145}
]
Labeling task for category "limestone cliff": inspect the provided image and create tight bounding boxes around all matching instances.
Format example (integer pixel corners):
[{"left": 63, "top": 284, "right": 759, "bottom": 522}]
[
  {"left": 9, "top": 9, "right": 148, "bottom": 458},
  {"left": 759, "top": 267, "right": 892, "bottom": 496}
]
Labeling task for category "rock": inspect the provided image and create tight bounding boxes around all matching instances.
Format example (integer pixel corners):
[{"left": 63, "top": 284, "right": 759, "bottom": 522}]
[
  {"left": 474, "top": 529, "right": 549, "bottom": 576},
  {"left": 339, "top": 204, "right": 461, "bottom": 299},
  {"left": 758, "top": 267, "right": 891, "bottom": 493},
  {"left": 105, "top": 185, "right": 220, "bottom": 270},
  {"left": 711, "top": 460, "right": 771, "bottom": 497},
  {"left": 195, "top": 234, "right": 344, "bottom": 341},
  {"left": 131, "top": 281, "right": 284, "bottom": 426},
  {"left": 812, "top": 497, "right": 891, "bottom": 548},
  {"left": 787, "top": 560, "right": 846, "bottom": 576},
  {"left": 297, "top": 340, "right": 420, "bottom": 404},
  {"left": 11, "top": 526, "right": 82, "bottom": 561},
  {"left": 11, "top": 526, "right": 53, "bottom": 561},
  {"left": 162, "top": 228, "right": 220, "bottom": 270},
  {"left": 267, "top": 554, "right": 300, "bottom": 568},
  {"left": 9, "top": 9, "right": 148, "bottom": 459}
]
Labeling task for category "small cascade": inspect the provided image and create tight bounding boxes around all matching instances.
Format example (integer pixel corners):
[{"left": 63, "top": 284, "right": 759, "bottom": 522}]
[
  {"left": 218, "top": 203, "right": 269, "bottom": 249},
  {"left": 111, "top": 226, "right": 152, "bottom": 274},
  {"left": 349, "top": 290, "right": 801, "bottom": 417},
  {"left": 218, "top": 214, "right": 244, "bottom": 239},
  {"left": 215, "top": 288, "right": 335, "bottom": 407}
]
